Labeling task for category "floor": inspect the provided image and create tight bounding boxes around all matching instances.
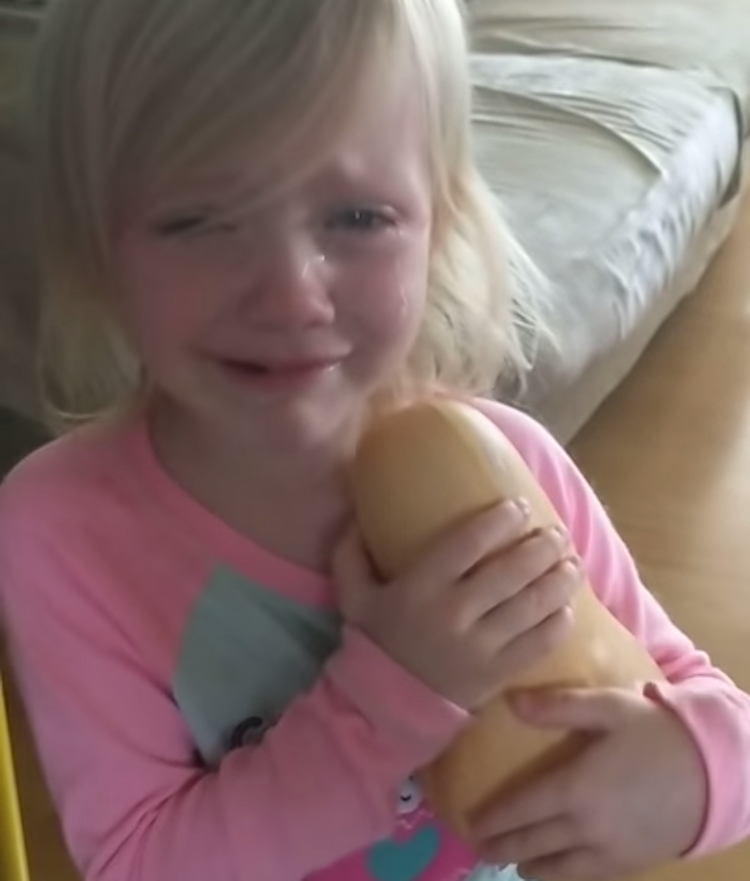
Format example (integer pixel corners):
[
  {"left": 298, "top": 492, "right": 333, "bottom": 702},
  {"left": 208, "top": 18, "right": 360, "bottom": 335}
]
[{"left": 3, "top": 192, "right": 750, "bottom": 879}]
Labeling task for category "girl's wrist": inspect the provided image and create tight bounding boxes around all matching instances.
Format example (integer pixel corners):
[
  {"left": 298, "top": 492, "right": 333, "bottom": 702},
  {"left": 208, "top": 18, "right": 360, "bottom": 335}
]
[{"left": 326, "top": 625, "right": 470, "bottom": 759}]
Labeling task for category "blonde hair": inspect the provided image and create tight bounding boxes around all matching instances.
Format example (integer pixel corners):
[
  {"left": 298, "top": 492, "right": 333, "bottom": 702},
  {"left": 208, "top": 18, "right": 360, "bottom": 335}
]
[{"left": 33, "top": 0, "right": 551, "bottom": 428}]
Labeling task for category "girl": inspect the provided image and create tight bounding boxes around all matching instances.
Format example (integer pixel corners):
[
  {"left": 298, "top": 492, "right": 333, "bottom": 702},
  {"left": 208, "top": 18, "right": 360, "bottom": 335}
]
[{"left": 1, "top": 1, "right": 749, "bottom": 880}]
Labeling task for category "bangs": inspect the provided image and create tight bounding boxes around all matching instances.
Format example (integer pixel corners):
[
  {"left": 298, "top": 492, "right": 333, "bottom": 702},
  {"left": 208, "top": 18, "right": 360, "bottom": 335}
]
[{"left": 103, "top": 0, "right": 412, "bottom": 219}]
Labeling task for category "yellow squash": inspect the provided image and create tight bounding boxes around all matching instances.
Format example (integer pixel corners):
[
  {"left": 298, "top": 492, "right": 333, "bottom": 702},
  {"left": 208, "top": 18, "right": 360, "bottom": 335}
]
[{"left": 350, "top": 398, "right": 662, "bottom": 839}]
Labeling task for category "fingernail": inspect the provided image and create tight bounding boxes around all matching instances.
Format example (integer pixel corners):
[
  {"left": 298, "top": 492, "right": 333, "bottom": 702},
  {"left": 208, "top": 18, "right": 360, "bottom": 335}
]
[
  {"left": 513, "top": 497, "right": 531, "bottom": 518},
  {"left": 551, "top": 524, "right": 569, "bottom": 544}
]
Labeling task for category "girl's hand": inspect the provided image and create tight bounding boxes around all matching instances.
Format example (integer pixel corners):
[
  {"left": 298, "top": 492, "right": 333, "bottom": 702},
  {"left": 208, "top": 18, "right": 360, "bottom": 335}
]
[
  {"left": 472, "top": 687, "right": 707, "bottom": 881},
  {"left": 333, "top": 499, "right": 583, "bottom": 710}
]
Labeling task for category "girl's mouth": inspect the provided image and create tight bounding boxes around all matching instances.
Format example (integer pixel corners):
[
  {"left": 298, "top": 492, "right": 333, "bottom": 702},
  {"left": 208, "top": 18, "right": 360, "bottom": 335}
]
[{"left": 217, "top": 357, "right": 341, "bottom": 392}]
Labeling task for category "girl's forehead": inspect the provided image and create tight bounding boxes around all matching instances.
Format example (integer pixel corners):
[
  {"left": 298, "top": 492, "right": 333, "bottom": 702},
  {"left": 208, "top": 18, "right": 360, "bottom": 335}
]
[{"left": 143, "top": 79, "right": 428, "bottom": 208}]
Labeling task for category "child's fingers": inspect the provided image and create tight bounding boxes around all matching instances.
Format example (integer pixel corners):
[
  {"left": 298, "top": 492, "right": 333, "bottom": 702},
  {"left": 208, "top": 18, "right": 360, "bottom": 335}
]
[
  {"left": 472, "top": 748, "right": 578, "bottom": 840},
  {"left": 478, "top": 817, "right": 578, "bottom": 867},
  {"left": 518, "top": 847, "right": 608, "bottom": 881},
  {"left": 511, "top": 686, "right": 639, "bottom": 732},
  {"left": 465, "top": 531, "right": 575, "bottom": 620},
  {"left": 410, "top": 499, "right": 532, "bottom": 593},
  {"left": 488, "top": 607, "right": 576, "bottom": 687}
]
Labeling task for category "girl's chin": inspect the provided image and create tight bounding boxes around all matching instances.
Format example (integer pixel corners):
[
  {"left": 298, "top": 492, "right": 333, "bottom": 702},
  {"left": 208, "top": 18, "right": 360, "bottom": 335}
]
[{"left": 214, "top": 380, "right": 366, "bottom": 451}]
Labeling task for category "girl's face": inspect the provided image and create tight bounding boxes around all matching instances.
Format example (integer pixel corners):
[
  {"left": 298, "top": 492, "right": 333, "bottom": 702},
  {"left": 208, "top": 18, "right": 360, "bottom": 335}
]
[{"left": 113, "top": 80, "right": 433, "bottom": 456}]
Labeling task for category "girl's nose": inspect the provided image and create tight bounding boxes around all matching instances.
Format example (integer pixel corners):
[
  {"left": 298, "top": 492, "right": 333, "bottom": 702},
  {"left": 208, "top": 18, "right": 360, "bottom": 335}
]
[{"left": 246, "top": 232, "right": 334, "bottom": 329}]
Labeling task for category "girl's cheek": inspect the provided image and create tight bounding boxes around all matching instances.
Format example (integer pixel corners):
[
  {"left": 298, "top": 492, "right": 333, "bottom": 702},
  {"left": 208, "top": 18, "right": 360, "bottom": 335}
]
[
  {"left": 115, "top": 262, "right": 207, "bottom": 349},
  {"left": 356, "top": 236, "right": 430, "bottom": 337},
  {"left": 354, "top": 271, "right": 425, "bottom": 351},
  {"left": 388, "top": 247, "right": 430, "bottom": 338}
]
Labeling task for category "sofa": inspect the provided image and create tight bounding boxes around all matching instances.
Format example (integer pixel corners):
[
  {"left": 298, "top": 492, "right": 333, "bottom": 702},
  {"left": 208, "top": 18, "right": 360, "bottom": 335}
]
[
  {"left": 1, "top": 1, "right": 750, "bottom": 443},
  {"left": 469, "top": 0, "right": 750, "bottom": 441}
]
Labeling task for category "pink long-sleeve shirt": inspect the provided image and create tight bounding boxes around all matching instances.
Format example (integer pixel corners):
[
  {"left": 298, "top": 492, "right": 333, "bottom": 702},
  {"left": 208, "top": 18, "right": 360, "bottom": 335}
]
[{"left": 1, "top": 398, "right": 749, "bottom": 881}]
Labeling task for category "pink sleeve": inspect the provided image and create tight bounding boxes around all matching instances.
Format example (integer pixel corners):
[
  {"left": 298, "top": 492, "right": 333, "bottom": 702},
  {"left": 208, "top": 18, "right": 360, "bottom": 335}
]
[
  {"left": 0, "top": 491, "right": 467, "bottom": 881},
  {"left": 478, "top": 400, "right": 750, "bottom": 858}
]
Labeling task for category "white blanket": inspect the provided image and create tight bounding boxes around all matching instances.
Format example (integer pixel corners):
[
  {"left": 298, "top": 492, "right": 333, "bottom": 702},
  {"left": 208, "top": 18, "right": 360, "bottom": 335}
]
[
  {"left": 469, "top": 51, "right": 743, "bottom": 413},
  {"left": 467, "top": 0, "right": 750, "bottom": 131}
]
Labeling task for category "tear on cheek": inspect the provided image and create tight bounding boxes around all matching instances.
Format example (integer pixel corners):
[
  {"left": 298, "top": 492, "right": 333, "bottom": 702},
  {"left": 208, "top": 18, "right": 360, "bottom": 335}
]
[{"left": 387, "top": 279, "right": 426, "bottom": 333}]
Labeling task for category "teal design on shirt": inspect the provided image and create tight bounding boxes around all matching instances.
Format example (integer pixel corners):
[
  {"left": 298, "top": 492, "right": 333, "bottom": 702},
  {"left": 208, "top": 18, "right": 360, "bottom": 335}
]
[
  {"left": 368, "top": 824, "right": 441, "bottom": 880},
  {"left": 173, "top": 564, "right": 340, "bottom": 765}
]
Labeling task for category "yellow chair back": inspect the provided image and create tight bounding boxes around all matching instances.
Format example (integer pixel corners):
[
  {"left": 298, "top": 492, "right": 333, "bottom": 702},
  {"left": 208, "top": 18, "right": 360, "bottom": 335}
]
[{"left": 0, "top": 674, "right": 30, "bottom": 881}]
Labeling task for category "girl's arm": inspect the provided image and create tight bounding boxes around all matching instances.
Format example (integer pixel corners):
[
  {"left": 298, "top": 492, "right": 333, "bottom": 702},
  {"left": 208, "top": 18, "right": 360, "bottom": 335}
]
[
  {"left": 481, "top": 399, "right": 750, "bottom": 858},
  {"left": 0, "top": 514, "right": 466, "bottom": 881}
]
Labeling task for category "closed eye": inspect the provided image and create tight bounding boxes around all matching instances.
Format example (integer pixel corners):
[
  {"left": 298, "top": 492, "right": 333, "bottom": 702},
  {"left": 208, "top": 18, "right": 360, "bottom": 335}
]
[{"left": 153, "top": 212, "right": 237, "bottom": 237}]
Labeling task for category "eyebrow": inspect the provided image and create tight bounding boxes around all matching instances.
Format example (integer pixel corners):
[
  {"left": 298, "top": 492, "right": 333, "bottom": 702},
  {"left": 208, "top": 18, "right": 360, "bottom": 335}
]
[{"left": 152, "top": 181, "right": 260, "bottom": 215}]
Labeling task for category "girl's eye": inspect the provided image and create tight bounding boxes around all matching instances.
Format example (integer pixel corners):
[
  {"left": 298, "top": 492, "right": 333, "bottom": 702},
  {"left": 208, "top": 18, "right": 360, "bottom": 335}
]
[
  {"left": 329, "top": 207, "right": 393, "bottom": 233},
  {"left": 154, "top": 213, "right": 236, "bottom": 237}
]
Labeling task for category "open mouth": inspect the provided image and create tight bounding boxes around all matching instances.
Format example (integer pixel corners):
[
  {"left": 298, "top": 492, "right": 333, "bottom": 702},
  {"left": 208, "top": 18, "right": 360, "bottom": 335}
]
[
  {"left": 216, "top": 357, "right": 340, "bottom": 389},
  {"left": 221, "top": 359, "right": 325, "bottom": 375},
  {"left": 222, "top": 360, "right": 271, "bottom": 374}
]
